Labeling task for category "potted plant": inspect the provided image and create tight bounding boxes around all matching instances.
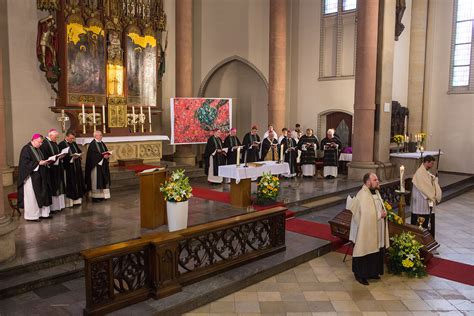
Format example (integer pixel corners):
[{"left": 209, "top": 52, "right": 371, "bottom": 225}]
[
  {"left": 160, "top": 169, "right": 193, "bottom": 232},
  {"left": 255, "top": 172, "right": 280, "bottom": 206},
  {"left": 392, "top": 134, "right": 404, "bottom": 153},
  {"left": 387, "top": 231, "right": 427, "bottom": 278}
]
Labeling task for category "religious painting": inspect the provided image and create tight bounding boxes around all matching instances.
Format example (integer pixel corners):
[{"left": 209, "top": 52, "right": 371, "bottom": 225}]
[
  {"left": 171, "top": 98, "right": 232, "bottom": 144},
  {"left": 126, "top": 28, "right": 157, "bottom": 106},
  {"left": 66, "top": 19, "right": 106, "bottom": 97}
]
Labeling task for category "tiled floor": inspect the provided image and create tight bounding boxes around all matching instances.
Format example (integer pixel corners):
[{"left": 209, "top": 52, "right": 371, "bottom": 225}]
[{"left": 186, "top": 190, "right": 474, "bottom": 316}]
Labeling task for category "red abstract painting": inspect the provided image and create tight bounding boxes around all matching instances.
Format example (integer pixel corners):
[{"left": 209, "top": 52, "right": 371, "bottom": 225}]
[{"left": 171, "top": 98, "right": 232, "bottom": 144}]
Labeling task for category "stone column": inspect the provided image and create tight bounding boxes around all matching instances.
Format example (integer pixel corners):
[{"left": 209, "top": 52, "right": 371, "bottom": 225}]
[
  {"left": 407, "top": 0, "right": 428, "bottom": 134},
  {"left": 373, "top": 0, "right": 396, "bottom": 180},
  {"left": 174, "top": 0, "right": 196, "bottom": 165},
  {"left": 0, "top": 49, "right": 18, "bottom": 263},
  {"left": 268, "top": 0, "right": 287, "bottom": 132},
  {"left": 348, "top": 0, "right": 379, "bottom": 180}
]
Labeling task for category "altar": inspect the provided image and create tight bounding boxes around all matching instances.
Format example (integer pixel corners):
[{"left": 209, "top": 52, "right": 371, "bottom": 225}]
[
  {"left": 76, "top": 135, "right": 169, "bottom": 165},
  {"left": 389, "top": 151, "right": 442, "bottom": 176},
  {"left": 219, "top": 161, "right": 290, "bottom": 207}
]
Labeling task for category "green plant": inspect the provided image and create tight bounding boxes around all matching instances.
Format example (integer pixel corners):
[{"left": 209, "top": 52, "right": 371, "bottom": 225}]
[
  {"left": 387, "top": 232, "right": 427, "bottom": 278},
  {"left": 384, "top": 201, "right": 403, "bottom": 225},
  {"left": 160, "top": 169, "right": 193, "bottom": 202},
  {"left": 257, "top": 172, "right": 280, "bottom": 200}
]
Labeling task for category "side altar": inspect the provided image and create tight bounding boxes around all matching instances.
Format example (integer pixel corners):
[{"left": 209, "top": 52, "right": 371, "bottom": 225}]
[{"left": 36, "top": 0, "right": 169, "bottom": 139}]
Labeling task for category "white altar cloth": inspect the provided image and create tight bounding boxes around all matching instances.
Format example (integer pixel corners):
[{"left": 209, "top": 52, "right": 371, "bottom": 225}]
[
  {"left": 339, "top": 153, "right": 353, "bottom": 162},
  {"left": 389, "top": 151, "right": 442, "bottom": 159},
  {"left": 218, "top": 161, "right": 290, "bottom": 183},
  {"left": 76, "top": 135, "right": 169, "bottom": 145}
]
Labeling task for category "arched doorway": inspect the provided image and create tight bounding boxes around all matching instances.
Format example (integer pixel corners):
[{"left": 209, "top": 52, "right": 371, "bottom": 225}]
[
  {"left": 198, "top": 56, "right": 268, "bottom": 135},
  {"left": 326, "top": 112, "right": 352, "bottom": 148}
]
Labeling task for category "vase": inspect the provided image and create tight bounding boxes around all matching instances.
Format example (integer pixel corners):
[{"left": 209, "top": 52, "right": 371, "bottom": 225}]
[{"left": 166, "top": 200, "right": 189, "bottom": 232}]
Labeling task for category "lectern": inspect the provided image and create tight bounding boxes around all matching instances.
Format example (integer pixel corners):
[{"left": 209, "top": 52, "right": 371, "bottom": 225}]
[{"left": 137, "top": 169, "right": 167, "bottom": 229}]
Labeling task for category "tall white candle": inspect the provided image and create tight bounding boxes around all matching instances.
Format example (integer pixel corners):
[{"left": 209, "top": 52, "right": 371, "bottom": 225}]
[
  {"left": 140, "top": 106, "right": 144, "bottom": 132},
  {"left": 81, "top": 104, "right": 85, "bottom": 124},
  {"left": 102, "top": 105, "right": 106, "bottom": 133},
  {"left": 280, "top": 144, "right": 284, "bottom": 163},
  {"left": 148, "top": 106, "right": 152, "bottom": 123},
  {"left": 236, "top": 146, "right": 241, "bottom": 167},
  {"left": 400, "top": 165, "right": 405, "bottom": 192},
  {"left": 92, "top": 104, "right": 96, "bottom": 124},
  {"left": 132, "top": 106, "right": 136, "bottom": 132}
]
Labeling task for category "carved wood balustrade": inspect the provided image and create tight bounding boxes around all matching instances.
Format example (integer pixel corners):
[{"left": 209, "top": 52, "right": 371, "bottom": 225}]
[{"left": 81, "top": 206, "right": 287, "bottom": 315}]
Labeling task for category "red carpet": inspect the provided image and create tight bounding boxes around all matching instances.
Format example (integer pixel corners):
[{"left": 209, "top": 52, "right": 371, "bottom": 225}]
[
  {"left": 125, "top": 164, "right": 161, "bottom": 173},
  {"left": 286, "top": 218, "right": 474, "bottom": 286},
  {"left": 192, "top": 186, "right": 231, "bottom": 204}
]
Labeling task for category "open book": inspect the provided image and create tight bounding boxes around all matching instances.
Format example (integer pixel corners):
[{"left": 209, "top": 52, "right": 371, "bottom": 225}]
[
  {"left": 46, "top": 147, "right": 70, "bottom": 162},
  {"left": 140, "top": 167, "right": 166, "bottom": 173},
  {"left": 72, "top": 152, "right": 82, "bottom": 158},
  {"left": 101, "top": 150, "right": 113, "bottom": 156}
]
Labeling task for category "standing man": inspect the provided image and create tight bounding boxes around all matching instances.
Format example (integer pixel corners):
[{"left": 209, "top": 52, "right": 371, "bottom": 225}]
[
  {"left": 320, "top": 129, "right": 342, "bottom": 179},
  {"left": 262, "top": 124, "right": 275, "bottom": 139},
  {"left": 223, "top": 128, "right": 242, "bottom": 165},
  {"left": 410, "top": 155, "right": 442, "bottom": 237},
  {"left": 40, "top": 129, "right": 66, "bottom": 213},
  {"left": 85, "top": 130, "right": 111, "bottom": 202},
  {"left": 291, "top": 123, "right": 302, "bottom": 140},
  {"left": 297, "top": 128, "right": 319, "bottom": 177},
  {"left": 59, "top": 130, "right": 85, "bottom": 207},
  {"left": 260, "top": 131, "right": 279, "bottom": 161},
  {"left": 280, "top": 128, "right": 297, "bottom": 178},
  {"left": 203, "top": 129, "right": 226, "bottom": 184},
  {"left": 18, "top": 134, "right": 53, "bottom": 221},
  {"left": 242, "top": 125, "right": 261, "bottom": 163},
  {"left": 349, "top": 173, "right": 389, "bottom": 285}
]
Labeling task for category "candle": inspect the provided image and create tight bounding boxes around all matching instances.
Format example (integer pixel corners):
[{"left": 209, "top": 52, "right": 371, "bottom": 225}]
[
  {"left": 280, "top": 144, "right": 284, "bottom": 163},
  {"left": 140, "top": 106, "right": 144, "bottom": 132},
  {"left": 132, "top": 106, "right": 136, "bottom": 132},
  {"left": 400, "top": 165, "right": 405, "bottom": 192},
  {"left": 236, "top": 146, "right": 241, "bottom": 167},
  {"left": 148, "top": 106, "right": 152, "bottom": 133},
  {"left": 81, "top": 104, "right": 85, "bottom": 124},
  {"left": 92, "top": 104, "right": 96, "bottom": 124},
  {"left": 102, "top": 105, "right": 106, "bottom": 133}
]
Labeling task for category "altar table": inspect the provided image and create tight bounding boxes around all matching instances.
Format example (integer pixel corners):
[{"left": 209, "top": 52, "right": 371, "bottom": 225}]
[
  {"left": 219, "top": 161, "right": 290, "bottom": 207},
  {"left": 389, "top": 151, "right": 442, "bottom": 176}
]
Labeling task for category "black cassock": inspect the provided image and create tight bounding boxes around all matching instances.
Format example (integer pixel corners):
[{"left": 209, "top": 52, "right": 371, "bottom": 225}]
[
  {"left": 223, "top": 135, "right": 242, "bottom": 164},
  {"left": 261, "top": 138, "right": 279, "bottom": 161},
  {"left": 297, "top": 135, "right": 319, "bottom": 165},
  {"left": 280, "top": 137, "right": 298, "bottom": 175},
  {"left": 85, "top": 140, "right": 111, "bottom": 192},
  {"left": 320, "top": 137, "right": 342, "bottom": 167},
  {"left": 59, "top": 140, "right": 85, "bottom": 201},
  {"left": 17, "top": 144, "right": 51, "bottom": 209},
  {"left": 40, "top": 138, "right": 65, "bottom": 198},
  {"left": 204, "top": 135, "right": 226, "bottom": 176},
  {"left": 242, "top": 132, "right": 261, "bottom": 163}
]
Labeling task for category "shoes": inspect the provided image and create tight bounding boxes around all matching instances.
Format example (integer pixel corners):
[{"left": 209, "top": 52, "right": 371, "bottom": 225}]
[
  {"left": 370, "top": 276, "right": 381, "bottom": 280},
  {"left": 356, "top": 277, "right": 369, "bottom": 285},
  {"left": 40, "top": 215, "right": 53, "bottom": 219},
  {"left": 26, "top": 219, "right": 41, "bottom": 222}
]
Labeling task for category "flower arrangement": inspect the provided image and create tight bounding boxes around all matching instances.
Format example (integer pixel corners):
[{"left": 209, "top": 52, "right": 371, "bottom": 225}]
[
  {"left": 387, "top": 232, "right": 427, "bottom": 278},
  {"left": 384, "top": 201, "right": 403, "bottom": 225},
  {"left": 160, "top": 169, "right": 193, "bottom": 202},
  {"left": 257, "top": 172, "right": 280, "bottom": 200},
  {"left": 392, "top": 134, "right": 405, "bottom": 144}
]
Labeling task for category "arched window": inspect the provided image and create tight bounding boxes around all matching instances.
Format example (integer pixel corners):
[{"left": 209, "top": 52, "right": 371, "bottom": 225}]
[
  {"left": 319, "top": 0, "right": 357, "bottom": 80},
  {"left": 449, "top": 0, "right": 474, "bottom": 93}
]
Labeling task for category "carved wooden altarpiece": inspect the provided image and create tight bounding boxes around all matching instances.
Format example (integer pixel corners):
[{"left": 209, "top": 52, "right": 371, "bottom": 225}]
[{"left": 37, "top": 0, "right": 167, "bottom": 137}]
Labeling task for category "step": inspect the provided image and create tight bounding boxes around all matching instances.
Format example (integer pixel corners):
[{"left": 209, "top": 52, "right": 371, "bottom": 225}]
[{"left": 0, "top": 254, "right": 83, "bottom": 300}]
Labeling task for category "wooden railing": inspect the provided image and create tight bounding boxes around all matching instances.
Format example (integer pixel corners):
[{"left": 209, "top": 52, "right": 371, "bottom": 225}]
[{"left": 81, "top": 207, "right": 287, "bottom": 315}]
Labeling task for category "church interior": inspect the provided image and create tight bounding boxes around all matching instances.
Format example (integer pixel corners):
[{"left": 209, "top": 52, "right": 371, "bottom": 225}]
[{"left": 0, "top": 0, "right": 473, "bottom": 315}]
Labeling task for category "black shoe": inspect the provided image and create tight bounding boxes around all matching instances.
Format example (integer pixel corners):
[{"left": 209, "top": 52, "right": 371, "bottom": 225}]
[
  {"left": 370, "top": 276, "right": 381, "bottom": 280},
  {"left": 356, "top": 277, "right": 369, "bottom": 285},
  {"left": 40, "top": 215, "right": 53, "bottom": 219},
  {"left": 26, "top": 219, "right": 41, "bottom": 222}
]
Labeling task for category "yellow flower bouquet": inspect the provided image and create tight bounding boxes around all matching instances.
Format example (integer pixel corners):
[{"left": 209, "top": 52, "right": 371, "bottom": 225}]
[
  {"left": 387, "top": 232, "right": 427, "bottom": 278},
  {"left": 392, "top": 134, "right": 405, "bottom": 144},
  {"left": 257, "top": 172, "right": 280, "bottom": 202},
  {"left": 384, "top": 201, "right": 404, "bottom": 225},
  {"left": 160, "top": 169, "right": 193, "bottom": 202}
]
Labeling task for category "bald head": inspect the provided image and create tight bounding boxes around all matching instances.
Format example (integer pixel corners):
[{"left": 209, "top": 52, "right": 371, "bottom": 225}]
[{"left": 48, "top": 129, "right": 59, "bottom": 141}]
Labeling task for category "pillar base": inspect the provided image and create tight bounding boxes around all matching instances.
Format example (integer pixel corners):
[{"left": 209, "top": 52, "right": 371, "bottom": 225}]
[
  {"left": 0, "top": 215, "right": 19, "bottom": 263},
  {"left": 2, "top": 167, "right": 14, "bottom": 186},
  {"left": 174, "top": 145, "right": 196, "bottom": 166},
  {"left": 375, "top": 161, "right": 394, "bottom": 181},
  {"left": 347, "top": 162, "right": 379, "bottom": 180}
]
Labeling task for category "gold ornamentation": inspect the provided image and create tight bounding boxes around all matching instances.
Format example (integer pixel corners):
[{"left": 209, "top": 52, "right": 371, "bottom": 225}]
[
  {"left": 417, "top": 217, "right": 425, "bottom": 230},
  {"left": 37, "top": 0, "right": 59, "bottom": 12},
  {"left": 108, "top": 104, "right": 127, "bottom": 127}
]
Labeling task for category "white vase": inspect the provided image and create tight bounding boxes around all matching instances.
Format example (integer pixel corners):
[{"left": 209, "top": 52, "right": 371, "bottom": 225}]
[{"left": 166, "top": 200, "right": 189, "bottom": 232}]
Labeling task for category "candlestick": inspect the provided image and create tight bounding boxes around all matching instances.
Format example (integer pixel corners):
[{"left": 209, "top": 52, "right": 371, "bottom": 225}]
[
  {"left": 102, "top": 105, "right": 106, "bottom": 134},
  {"left": 132, "top": 106, "right": 136, "bottom": 133},
  {"left": 148, "top": 106, "right": 152, "bottom": 133},
  {"left": 140, "top": 106, "right": 144, "bottom": 133},
  {"left": 236, "top": 146, "right": 241, "bottom": 167},
  {"left": 400, "top": 165, "right": 405, "bottom": 192},
  {"left": 81, "top": 104, "right": 86, "bottom": 134}
]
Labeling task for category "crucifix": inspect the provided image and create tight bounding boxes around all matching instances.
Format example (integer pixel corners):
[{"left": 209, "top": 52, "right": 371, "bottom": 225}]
[{"left": 57, "top": 110, "right": 69, "bottom": 135}]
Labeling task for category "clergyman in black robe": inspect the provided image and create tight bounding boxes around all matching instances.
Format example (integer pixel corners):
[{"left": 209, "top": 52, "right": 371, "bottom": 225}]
[
  {"left": 320, "top": 129, "right": 342, "bottom": 179},
  {"left": 85, "top": 130, "right": 111, "bottom": 202},
  {"left": 59, "top": 130, "right": 85, "bottom": 207},
  {"left": 279, "top": 129, "right": 297, "bottom": 178},
  {"left": 40, "top": 129, "right": 66, "bottom": 212},
  {"left": 18, "top": 134, "right": 52, "bottom": 221},
  {"left": 242, "top": 125, "right": 261, "bottom": 163},
  {"left": 297, "top": 128, "right": 319, "bottom": 177},
  {"left": 204, "top": 129, "right": 226, "bottom": 184},
  {"left": 223, "top": 128, "right": 242, "bottom": 165},
  {"left": 260, "top": 131, "right": 279, "bottom": 161}
]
